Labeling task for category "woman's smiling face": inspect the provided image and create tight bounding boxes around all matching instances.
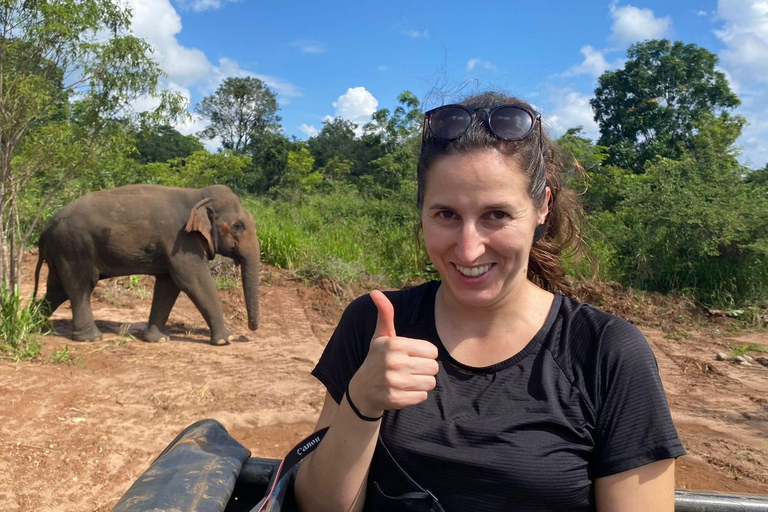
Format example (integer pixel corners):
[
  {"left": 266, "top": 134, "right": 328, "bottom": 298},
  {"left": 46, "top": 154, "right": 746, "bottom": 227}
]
[{"left": 421, "top": 149, "right": 549, "bottom": 309}]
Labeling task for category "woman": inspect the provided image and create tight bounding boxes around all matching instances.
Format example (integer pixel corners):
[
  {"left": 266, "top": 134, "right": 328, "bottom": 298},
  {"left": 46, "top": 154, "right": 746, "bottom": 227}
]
[{"left": 294, "top": 92, "right": 685, "bottom": 511}]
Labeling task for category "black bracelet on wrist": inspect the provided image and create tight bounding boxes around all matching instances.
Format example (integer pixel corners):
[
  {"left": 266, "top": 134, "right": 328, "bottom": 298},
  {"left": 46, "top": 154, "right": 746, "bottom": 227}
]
[{"left": 345, "top": 382, "right": 383, "bottom": 422}]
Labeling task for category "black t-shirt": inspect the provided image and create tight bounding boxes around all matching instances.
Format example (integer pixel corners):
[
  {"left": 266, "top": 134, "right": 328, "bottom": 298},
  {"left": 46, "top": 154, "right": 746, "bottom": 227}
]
[{"left": 312, "top": 281, "right": 686, "bottom": 511}]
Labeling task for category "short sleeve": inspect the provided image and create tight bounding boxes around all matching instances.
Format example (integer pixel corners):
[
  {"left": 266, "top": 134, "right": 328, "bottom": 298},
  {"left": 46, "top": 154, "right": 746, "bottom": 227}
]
[
  {"left": 591, "top": 320, "right": 686, "bottom": 478},
  {"left": 311, "top": 293, "right": 377, "bottom": 404}
]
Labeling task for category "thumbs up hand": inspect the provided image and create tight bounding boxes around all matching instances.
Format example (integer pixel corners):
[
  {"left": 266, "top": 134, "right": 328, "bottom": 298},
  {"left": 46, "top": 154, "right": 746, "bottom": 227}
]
[{"left": 347, "top": 290, "right": 440, "bottom": 419}]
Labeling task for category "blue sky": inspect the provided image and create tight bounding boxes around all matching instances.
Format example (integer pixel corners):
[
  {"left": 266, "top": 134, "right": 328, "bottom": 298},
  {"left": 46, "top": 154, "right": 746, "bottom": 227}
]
[{"left": 128, "top": 0, "right": 768, "bottom": 168}]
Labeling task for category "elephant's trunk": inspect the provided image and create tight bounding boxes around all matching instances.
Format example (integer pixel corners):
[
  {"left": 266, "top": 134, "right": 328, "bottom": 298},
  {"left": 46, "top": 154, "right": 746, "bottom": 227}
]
[{"left": 240, "top": 245, "right": 260, "bottom": 331}]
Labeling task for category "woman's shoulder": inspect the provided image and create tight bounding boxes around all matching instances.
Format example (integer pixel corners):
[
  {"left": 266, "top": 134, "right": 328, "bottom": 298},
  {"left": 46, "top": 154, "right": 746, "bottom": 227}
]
[
  {"left": 549, "top": 295, "right": 653, "bottom": 379},
  {"left": 555, "top": 294, "right": 645, "bottom": 345}
]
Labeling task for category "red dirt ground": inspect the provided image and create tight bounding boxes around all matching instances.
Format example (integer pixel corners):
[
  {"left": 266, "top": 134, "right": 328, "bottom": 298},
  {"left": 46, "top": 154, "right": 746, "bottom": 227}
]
[{"left": 1, "top": 254, "right": 767, "bottom": 511}]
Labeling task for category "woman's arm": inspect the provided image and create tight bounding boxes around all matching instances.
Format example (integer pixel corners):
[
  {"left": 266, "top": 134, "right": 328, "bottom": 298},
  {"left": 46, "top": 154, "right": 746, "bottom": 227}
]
[
  {"left": 594, "top": 459, "right": 676, "bottom": 511},
  {"left": 294, "top": 391, "right": 380, "bottom": 512},
  {"left": 294, "top": 291, "right": 439, "bottom": 512}
]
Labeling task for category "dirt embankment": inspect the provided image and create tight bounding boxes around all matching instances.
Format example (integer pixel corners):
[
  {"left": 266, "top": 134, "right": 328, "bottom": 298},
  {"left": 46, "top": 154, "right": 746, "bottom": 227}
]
[{"left": 1, "top": 255, "right": 767, "bottom": 511}]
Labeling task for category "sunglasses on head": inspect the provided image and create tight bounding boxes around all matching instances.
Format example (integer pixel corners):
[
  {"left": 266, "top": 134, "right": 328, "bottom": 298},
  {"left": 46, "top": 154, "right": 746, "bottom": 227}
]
[{"left": 423, "top": 104, "right": 542, "bottom": 145}]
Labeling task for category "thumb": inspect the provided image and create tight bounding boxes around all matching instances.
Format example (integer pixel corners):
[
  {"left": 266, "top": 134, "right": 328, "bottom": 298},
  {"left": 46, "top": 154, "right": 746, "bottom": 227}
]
[{"left": 370, "top": 290, "right": 396, "bottom": 339}]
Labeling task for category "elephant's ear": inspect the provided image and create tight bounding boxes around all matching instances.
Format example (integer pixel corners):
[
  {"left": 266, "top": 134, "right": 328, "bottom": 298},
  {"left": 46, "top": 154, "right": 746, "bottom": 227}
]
[{"left": 185, "top": 198, "right": 216, "bottom": 259}]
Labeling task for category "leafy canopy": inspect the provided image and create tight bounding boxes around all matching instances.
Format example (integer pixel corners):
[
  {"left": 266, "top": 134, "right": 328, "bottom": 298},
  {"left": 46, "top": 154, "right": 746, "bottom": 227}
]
[
  {"left": 195, "top": 77, "right": 281, "bottom": 153},
  {"left": 591, "top": 39, "right": 740, "bottom": 173},
  {"left": 0, "top": 0, "right": 186, "bottom": 287}
]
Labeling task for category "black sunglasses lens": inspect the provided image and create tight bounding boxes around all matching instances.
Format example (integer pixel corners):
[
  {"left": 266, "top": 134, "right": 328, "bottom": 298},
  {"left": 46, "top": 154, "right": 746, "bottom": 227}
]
[
  {"left": 489, "top": 107, "right": 534, "bottom": 140},
  {"left": 429, "top": 107, "right": 472, "bottom": 140}
]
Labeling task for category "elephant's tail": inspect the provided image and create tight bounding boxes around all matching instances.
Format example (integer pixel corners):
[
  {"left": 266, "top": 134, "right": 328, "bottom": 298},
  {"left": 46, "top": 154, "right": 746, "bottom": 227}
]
[{"left": 33, "top": 241, "right": 45, "bottom": 299}]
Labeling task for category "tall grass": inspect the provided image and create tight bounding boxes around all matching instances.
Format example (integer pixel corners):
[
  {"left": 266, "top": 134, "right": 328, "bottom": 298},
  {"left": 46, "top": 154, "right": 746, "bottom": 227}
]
[
  {"left": 244, "top": 188, "right": 430, "bottom": 289},
  {"left": 0, "top": 281, "right": 48, "bottom": 360}
]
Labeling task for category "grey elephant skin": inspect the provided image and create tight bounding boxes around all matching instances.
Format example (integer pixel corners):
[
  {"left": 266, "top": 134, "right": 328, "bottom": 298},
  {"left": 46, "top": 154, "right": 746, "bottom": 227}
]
[{"left": 33, "top": 184, "right": 260, "bottom": 345}]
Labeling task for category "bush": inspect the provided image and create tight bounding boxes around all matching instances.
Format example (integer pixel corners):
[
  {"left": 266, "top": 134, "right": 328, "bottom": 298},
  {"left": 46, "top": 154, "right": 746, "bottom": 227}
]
[
  {"left": 244, "top": 187, "right": 429, "bottom": 289},
  {"left": 598, "top": 154, "right": 768, "bottom": 307},
  {"left": 0, "top": 282, "right": 48, "bottom": 360}
]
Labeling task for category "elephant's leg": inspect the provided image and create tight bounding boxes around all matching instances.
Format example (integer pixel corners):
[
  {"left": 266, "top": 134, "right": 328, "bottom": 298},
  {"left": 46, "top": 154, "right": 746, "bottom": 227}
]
[
  {"left": 40, "top": 270, "right": 68, "bottom": 317},
  {"left": 57, "top": 260, "right": 102, "bottom": 342},
  {"left": 68, "top": 287, "right": 102, "bottom": 341},
  {"left": 173, "top": 263, "right": 233, "bottom": 346},
  {"left": 145, "top": 275, "right": 180, "bottom": 343}
]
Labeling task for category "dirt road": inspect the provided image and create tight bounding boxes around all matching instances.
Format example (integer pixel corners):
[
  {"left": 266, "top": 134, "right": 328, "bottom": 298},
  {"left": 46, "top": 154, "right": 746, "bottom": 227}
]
[{"left": 1, "top": 256, "right": 767, "bottom": 511}]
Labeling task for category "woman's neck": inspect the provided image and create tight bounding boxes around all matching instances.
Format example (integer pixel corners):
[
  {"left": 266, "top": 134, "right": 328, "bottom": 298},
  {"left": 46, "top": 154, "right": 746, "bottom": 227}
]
[{"left": 434, "top": 280, "right": 554, "bottom": 366}]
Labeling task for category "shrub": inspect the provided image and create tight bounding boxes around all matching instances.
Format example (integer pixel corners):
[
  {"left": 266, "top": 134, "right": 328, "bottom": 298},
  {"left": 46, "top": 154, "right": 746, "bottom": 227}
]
[
  {"left": 0, "top": 282, "right": 48, "bottom": 360},
  {"left": 244, "top": 187, "right": 428, "bottom": 290}
]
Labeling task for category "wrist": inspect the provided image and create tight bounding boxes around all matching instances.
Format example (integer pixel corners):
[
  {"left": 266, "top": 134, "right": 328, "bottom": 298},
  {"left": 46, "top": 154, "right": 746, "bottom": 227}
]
[{"left": 345, "top": 381, "right": 383, "bottom": 422}]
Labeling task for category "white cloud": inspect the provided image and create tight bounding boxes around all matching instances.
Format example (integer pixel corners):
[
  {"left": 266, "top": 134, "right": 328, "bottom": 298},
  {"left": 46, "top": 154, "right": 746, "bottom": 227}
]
[
  {"left": 124, "top": 0, "right": 300, "bottom": 153},
  {"left": 466, "top": 58, "right": 497, "bottom": 72},
  {"left": 714, "top": 0, "right": 768, "bottom": 165},
  {"left": 172, "top": 0, "right": 239, "bottom": 12},
  {"left": 545, "top": 88, "right": 599, "bottom": 141},
  {"left": 206, "top": 58, "right": 303, "bottom": 103},
  {"left": 696, "top": 10, "right": 709, "bottom": 16},
  {"left": 715, "top": 0, "right": 768, "bottom": 85},
  {"left": 562, "top": 46, "right": 613, "bottom": 77},
  {"left": 331, "top": 87, "right": 379, "bottom": 135},
  {"left": 127, "top": 0, "right": 211, "bottom": 87},
  {"left": 290, "top": 40, "right": 327, "bottom": 54},
  {"left": 127, "top": 0, "right": 300, "bottom": 102},
  {"left": 609, "top": 1, "right": 673, "bottom": 44},
  {"left": 403, "top": 29, "right": 428, "bottom": 38},
  {"left": 299, "top": 123, "right": 319, "bottom": 138}
]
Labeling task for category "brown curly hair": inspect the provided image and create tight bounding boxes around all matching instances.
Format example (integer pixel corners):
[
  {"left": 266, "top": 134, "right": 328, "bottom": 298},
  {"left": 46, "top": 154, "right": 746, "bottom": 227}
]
[{"left": 416, "top": 92, "right": 584, "bottom": 296}]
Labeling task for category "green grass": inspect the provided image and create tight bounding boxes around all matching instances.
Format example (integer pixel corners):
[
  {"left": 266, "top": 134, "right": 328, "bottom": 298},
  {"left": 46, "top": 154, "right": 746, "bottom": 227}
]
[
  {"left": 0, "top": 281, "right": 48, "bottom": 360},
  {"left": 730, "top": 343, "right": 768, "bottom": 358},
  {"left": 244, "top": 189, "right": 429, "bottom": 290},
  {"left": 240, "top": 189, "right": 768, "bottom": 326},
  {"left": 51, "top": 345, "right": 74, "bottom": 364},
  {"left": 127, "top": 275, "right": 150, "bottom": 299}
]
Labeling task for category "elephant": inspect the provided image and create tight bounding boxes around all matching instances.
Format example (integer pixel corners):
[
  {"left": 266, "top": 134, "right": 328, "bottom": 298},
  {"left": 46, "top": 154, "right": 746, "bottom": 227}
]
[{"left": 32, "top": 184, "right": 260, "bottom": 345}]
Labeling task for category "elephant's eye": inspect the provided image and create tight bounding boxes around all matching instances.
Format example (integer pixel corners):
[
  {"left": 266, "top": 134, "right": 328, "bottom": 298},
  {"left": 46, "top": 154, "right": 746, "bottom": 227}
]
[{"left": 232, "top": 222, "right": 245, "bottom": 234}]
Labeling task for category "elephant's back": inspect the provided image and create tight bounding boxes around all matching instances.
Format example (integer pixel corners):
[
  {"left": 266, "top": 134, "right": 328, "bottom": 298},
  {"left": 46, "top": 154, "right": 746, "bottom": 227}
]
[
  {"left": 52, "top": 185, "right": 201, "bottom": 226},
  {"left": 42, "top": 185, "right": 203, "bottom": 258}
]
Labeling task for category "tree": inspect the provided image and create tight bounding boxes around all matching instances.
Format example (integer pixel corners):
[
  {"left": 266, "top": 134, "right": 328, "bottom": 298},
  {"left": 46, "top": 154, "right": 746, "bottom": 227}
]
[
  {"left": 306, "top": 118, "right": 359, "bottom": 170},
  {"left": 362, "top": 91, "right": 422, "bottom": 153},
  {"left": 591, "top": 39, "right": 741, "bottom": 173},
  {"left": 359, "top": 91, "right": 422, "bottom": 194},
  {"left": 133, "top": 124, "right": 204, "bottom": 164},
  {"left": 598, "top": 115, "right": 768, "bottom": 305},
  {"left": 245, "top": 132, "right": 301, "bottom": 194},
  {"left": 745, "top": 164, "right": 768, "bottom": 187},
  {"left": 132, "top": 150, "right": 251, "bottom": 189},
  {"left": 195, "top": 77, "right": 281, "bottom": 152},
  {"left": 0, "top": 0, "right": 184, "bottom": 288},
  {"left": 280, "top": 146, "right": 321, "bottom": 194}
]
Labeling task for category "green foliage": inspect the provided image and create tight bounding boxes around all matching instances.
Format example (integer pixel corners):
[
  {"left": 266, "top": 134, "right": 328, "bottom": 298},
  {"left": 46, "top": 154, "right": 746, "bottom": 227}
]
[
  {"left": 306, "top": 118, "right": 360, "bottom": 170},
  {"left": 594, "top": 118, "right": 768, "bottom": 306},
  {"left": 746, "top": 164, "right": 768, "bottom": 187},
  {"left": 51, "top": 345, "right": 75, "bottom": 364},
  {"left": 132, "top": 124, "right": 204, "bottom": 164},
  {"left": 0, "top": 0, "right": 186, "bottom": 288},
  {"left": 127, "top": 275, "right": 150, "bottom": 299},
  {"left": 0, "top": 282, "right": 47, "bottom": 360},
  {"left": 135, "top": 150, "right": 251, "bottom": 190},
  {"left": 730, "top": 343, "right": 768, "bottom": 357},
  {"left": 592, "top": 39, "right": 741, "bottom": 173},
  {"left": 246, "top": 132, "right": 302, "bottom": 193},
  {"left": 195, "top": 77, "right": 281, "bottom": 152},
  {"left": 245, "top": 187, "right": 428, "bottom": 288},
  {"left": 280, "top": 147, "right": 322, "bottom": 194}
]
